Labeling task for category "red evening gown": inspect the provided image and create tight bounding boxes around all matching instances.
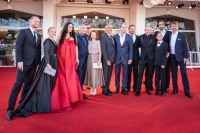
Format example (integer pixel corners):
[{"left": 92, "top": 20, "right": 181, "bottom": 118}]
[{"left": 51, "top": 38, "right": 83, "bottom": 112}]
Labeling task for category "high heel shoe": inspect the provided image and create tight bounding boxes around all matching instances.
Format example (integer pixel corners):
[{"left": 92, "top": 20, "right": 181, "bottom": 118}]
[
  {"left": 93, "top": 88, "right": 96, "bottom": 96},
  {"left": 90, "top": 88, "right": 94, "bottom": 96}
]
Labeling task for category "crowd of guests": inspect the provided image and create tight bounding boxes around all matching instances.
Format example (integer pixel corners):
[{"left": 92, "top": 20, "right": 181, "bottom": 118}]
[{"left": 6, "top": 16, "right": 192, "bottom": 121}]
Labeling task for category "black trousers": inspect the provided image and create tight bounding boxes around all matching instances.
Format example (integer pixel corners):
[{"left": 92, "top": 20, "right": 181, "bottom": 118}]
[
  {"left": 166, "top": 56, "right": 171, "bottom": 89},
  {"left": 127, "top": 60, "right": 139, "bottom": 91},
  {"left": 7, "top": 64, "right": 36, "bottom": 111},
  {"left": 170, "top": 54, "right": 190, "bottom": 93},
  {"left": 136, "top": 57, "right": 154, "bottom": 92},
  {"left": 102, "top": 61, "right": 113, "bottom": 89},
  {"left": 115, "top": 63, "right": 128, "bottom": 90},
  {"left": 154, "top": 65, "right": 166, "bottom": 93},
  {"left": 77, "top": 60, "right": 87, "bottom": 90}
]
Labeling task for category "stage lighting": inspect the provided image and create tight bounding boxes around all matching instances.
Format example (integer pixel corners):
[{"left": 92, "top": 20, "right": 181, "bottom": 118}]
[
  {"left": 188, "top": 2, "right": 196, "bottom": 10},
  {"left": 167, "top": 1, "right": 172, "bottom": 6},
  {"left": 105, "top": 0, "right": 111, "bottom": 4},
  {"left": 122, "top": 0, "right": 129, "bottom": 4},
  {"left": 175, "top": 3, "right": 184, "bottom": 10},
  {"left": 140, "top": 0, "right": 143, "bottom": 5},
  {"left": 5, "top": 0, "right": 11, "bottom": 3},
  {"left": 87, "top": 0, "right": 93, "bottom": 3},
  {"left": 68, "top": 0, "right": 75, "bottom": 2}
]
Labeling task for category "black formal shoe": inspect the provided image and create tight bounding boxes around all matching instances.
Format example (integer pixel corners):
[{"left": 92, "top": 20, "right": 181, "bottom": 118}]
[
  {"left": 107, "top": 88, "right": 114, "bottom": 94},
  {"left": 127, "top": 88, "right": 130, "bottom": 92},
  {"left": 102, "top": 89, "right": 112, "bottom": 96},
  {"left": 171, "top": 90, "right": 178, "bottom": 95},
  {"left": 83, "top": 94, "right": 87, "bottom": 99},
  {"left": 149, "top": 87, "right": 153, "bottom": 91},
  {"left": 155, "top": 92, "right": 159, "bottom": 96},
  {"left": 135, "top": 92, "right": 140, "bottom": 96},
  {"left": 114, "top": 88, "right": 120, "bottom": 94},
  {"left": 161, "top": 92, "right": 165, "bottom": 97},
  {"left": 185, "top": 93, "right": 193, "bottom": 98},
  {"left": 121, "top": 89, "right": 128, "bottom": 95},
  {"left": 146, "top": 90, "right": 152, "bottom": 95},
  {"left": 6, "top": 110, "right": 13, "bottom": 120}
]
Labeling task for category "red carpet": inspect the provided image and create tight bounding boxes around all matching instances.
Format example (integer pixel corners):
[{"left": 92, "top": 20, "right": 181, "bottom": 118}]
[{"left": 0, "top": 67, "right": 200, "bottom": 133}]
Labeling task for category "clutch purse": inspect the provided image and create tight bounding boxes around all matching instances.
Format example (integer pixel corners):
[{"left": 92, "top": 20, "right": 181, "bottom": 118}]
[
  {"left": 44, "top": 66, "right": 56, "bottom": 77},
  {"left": 93, "top": 63, "right": 102, "bottom": 69}
]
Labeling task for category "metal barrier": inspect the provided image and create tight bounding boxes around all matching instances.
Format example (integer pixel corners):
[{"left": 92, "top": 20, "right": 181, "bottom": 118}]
[{"left": 187, "top": 52, "right": 200, "bottom": 70}]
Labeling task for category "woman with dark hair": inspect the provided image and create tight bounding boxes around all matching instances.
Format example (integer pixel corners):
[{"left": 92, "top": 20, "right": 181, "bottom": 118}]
[
  {"left": 14, "top": 27, "right": 58, "bottom": 117},
  {"left": 51, "top": 22, "right": 83, "bottom": 112}
]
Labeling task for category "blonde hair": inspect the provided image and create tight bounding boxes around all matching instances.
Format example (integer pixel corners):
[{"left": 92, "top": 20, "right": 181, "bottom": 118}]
[
  {"left": 47, "top": 27, "right": 56, "bottom": 32},
  {"left": 120, "top": 22, "right": 127, "bottom": 28}
]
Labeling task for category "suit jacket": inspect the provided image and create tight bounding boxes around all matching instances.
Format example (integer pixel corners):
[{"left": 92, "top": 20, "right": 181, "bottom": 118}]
[
  {"left": 155, "top": 30, "right": 171, "bottom": 52},
  {"left": 76, "top": 34, "right": 88, "bottom": 62},
  {"left": 138, "top": 34, "right": 156, "bottom": 60},
  {"left": 16, "top": 28, "right": 41, "bottom": 66},
  {"left": 169, "top": 31, "right": 189, "bottom": 62},
  {"left": 100, "top": 33, "right": 115, "bottom": 63},
  {"left": 114, "top": 33, "right": 133, "bottom": 65},
  {"left": 43, "top": 38, "right": 57, "bottom": 65},
  {"left": 154, "top": 41, "right": 168, "bottom": 66},
  {"left": 132, "top": 35, "right": 139, "bottom": 61}
]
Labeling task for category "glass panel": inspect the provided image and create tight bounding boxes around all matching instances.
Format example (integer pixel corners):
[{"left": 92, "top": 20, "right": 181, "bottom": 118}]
[{"left": 182, "top": 32, "right": 196, "bottom": 51}]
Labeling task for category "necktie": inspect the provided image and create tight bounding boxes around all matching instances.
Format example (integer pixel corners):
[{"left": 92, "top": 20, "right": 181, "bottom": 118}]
[
  {"left": 110, "top": 35, "right": 114, "bottom": 44},
  {"left": 33, "top": 31, "right": 36, "bottom": 45},
  {"left": 156, "top": 42, "right": 161, "bottom": 44}
]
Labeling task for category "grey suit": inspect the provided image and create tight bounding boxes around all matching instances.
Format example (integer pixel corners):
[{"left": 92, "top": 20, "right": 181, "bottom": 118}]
[{"left": 100, "top": 33, "right": 115, "bottom": 89}]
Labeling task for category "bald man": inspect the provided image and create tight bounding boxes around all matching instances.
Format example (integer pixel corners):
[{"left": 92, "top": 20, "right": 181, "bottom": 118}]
[{"left": 135, "top": 26, "right": 156, "bottom": 96}]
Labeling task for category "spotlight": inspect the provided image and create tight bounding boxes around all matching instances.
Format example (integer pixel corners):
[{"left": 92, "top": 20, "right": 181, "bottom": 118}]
[
  {"left": 68, "top": 0, "right": 75, "bottom": 2},
  {"left": 167, "top": 1, "right": 172, "bottom": 6},
  {"left": 140, "top": 0, "right": 143, "bottom": 5},
  {"left": 175, "top": 3, "right": 184, "bottom": 10},
  {"left": 188, "top": 2, "right": 196, "bottom": 10},
  {"left": 87, "top": 0, "right": 93, "bottom": 3},
  {"left": 122, "top": 0, "right": 129, "bottom": 4},
  {"left": 5, "top": 0, "right": 11, "bottom": 3},
  {"left": 105, "top": 0, "right": 111, "bottom": 4}
]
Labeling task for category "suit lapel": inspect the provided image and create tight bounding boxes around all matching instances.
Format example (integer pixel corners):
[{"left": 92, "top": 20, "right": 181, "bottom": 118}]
[
  {"left": 140, "top": 34, "right": 145, "bottom": 46},
  {"left": 77, "top": 34, "right": 86, "bottom": 47},
  {"left": 175, "top": 32, "right": 180, "bottom": 47},
  {"left": 105, "top": 33, "right": 114, "bottom": 46},
  {"left": 28, "top": 28, "right": 34, "bottom": 46},
  {"left": 147, "top": 35, "right": 153, "bottom": 46},
  {"left": 122, "top": 34, "right": 128, "bottom": 47}
]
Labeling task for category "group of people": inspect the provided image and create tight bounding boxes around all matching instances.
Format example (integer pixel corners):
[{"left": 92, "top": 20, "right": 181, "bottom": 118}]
[{"left": 6, "top": 16, "right": 192, "bottom": 121}]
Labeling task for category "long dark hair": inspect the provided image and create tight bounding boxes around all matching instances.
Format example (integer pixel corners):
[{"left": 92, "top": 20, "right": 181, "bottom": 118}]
[{"left": 59, "top": 22, "right": 76, "bottom": 46}]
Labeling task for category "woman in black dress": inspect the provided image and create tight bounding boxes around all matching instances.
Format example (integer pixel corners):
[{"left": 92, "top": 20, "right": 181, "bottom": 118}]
[{"left": 14, "top": 27, "right": 58, "bottom": 117}]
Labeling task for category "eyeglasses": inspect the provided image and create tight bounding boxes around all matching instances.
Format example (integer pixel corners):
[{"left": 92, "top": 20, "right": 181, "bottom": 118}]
[{"left": 87, "top": 27, "right": 91, "bottom": 29}]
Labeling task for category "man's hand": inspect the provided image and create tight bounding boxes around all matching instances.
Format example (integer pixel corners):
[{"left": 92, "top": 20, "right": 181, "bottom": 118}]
[
  {"left": 166, "top": 52, "right": 169, "bottom": 58},
  {"left": 18, "top": 62, "right": 23, "bottom": 71},
  {"left": 161, "top": 65, "right": 165, "bottom": 68},
  {"left": 184, "top": 58, "right": 188, "bottom": 64},
  {"left": 107, "top": 61, "right": 111, "bottom": 66},
  {"left": 128, "top": 60, "right": 132, "bottom": 65}
]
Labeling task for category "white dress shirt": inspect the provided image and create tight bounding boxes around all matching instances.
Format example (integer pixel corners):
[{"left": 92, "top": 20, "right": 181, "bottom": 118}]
[
  {"left": 157, "top": 41, "right": 162, "bottom": 47},
  {"left": 170, "top": 31, "right": 178, "bottom": 54},
  {"left": 30, "top": 27, "right": 37, "bottom": 42},
  {"left": 130, "top": 34, "right": 136, "bottom": 43},
  {"left": 119, "top": 33, "right": 126, "bottom": 46},
  {"left": 159, "top": 29, "right": 166, "bottom": 38}
]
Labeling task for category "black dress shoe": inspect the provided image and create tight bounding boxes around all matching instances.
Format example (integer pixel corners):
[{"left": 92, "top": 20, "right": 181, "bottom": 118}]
[
  {"left": 146, "top": 90, "right": 152, "bottom": 95},
  {"left": 171, "top": 90, "right": 178, "bottom": 95},
  {"left": 185, "top": 93, "right": 193, "bottom": 98},
  {"left": 135, "top": 92, "right": 140, "bottom": 96},
  {"left": 161, "top": 92, "right": 165, "bottom": 97},
  {"left": 83, "top": 94, "right": 87, "bottom": 99},
  {"left": 121, "top": 90, "right": 128, "bottom": 95},
  {"left": 107, "top": 89, "right": 114, "bottom": 94},
  {"left": 6, "top": 110, "right": 13, "bottom": 120},
  {"left": 165, "top": 88, "right": 169, "bottom": 92},
  {"left": 102, "top": 89, "right": 112, "bottom": 96},
  {"left": 114, "top": 88, "right": 119, "bottom": 94},
  {"left": 149, "top": 87, "right": 153, "bottom": 91},
  {"left": 155, "top": 92, "right": 159, "bottom": 96}
]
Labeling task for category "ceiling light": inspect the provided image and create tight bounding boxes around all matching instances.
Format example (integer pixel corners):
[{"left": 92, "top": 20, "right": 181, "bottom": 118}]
[
  {"left": 5, "top": 0, "right": 11, "bottom": 3},
  {"left": 84, "top": 16, "right": 87, "bottom": 19},
  {"left": 106, "top": 16, "right": 109, "bottom": 19},
  {"left": 167, "top": 1, "right": 172, "bottom": 6},
  {"left": 175, "top": 3, "right": 184, "bottom": 10},
  {"left": 95, "top": 16, "right": 98, "bottom": 19},
  {"left": 72, "top": 16, "right": 76, "bottom": 19},
  {"left": 188, "top": 2, "right": 196, "bottom": 10}
]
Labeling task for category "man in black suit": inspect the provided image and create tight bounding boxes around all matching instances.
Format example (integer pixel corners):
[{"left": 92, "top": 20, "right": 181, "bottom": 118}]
[
  {"left": 154, "top": 20, "right": 171, "bottom": 92},
  {"left": 169, "top": 21, "right": 192, "bottom": 98},
  {"left": 114, "top": 23, "right": 133, "bottom": 95},
  {"left": 127, "top": 25, "right": 139, "bottom": 93},
  {"left": 135, "top": 26, "right": 156, "bottom": 96},
  {"left": 6, "top": 16, "right": 41, "bottom": 120},
  {"left": 154, "top": 32, "right": 168, "bottom": 97},
  {"left": 100, "top": 24, "right": 115, "bottom": 96}
]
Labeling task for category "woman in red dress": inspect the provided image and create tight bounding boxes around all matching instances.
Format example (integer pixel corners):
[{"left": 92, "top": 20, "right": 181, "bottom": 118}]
[{"left": 51, "top": 22, "right": 83, "bottom": 112}]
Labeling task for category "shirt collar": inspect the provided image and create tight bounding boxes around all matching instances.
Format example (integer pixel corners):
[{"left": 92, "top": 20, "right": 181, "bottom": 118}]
[
  {"left": 158, "top": 41, "right": 163, "bottom": 44},
  {"left": 29, "top": 27, "right": 35, "bottom": 33},
  {"left": 172, "top": 31, "right": 178, "bottom": 35},
  {"left": 118, "top": 33, "right": 126, "bottom": 37},
  {"left": 159, "top": 29, "right": 166, "bottom": 33}
]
